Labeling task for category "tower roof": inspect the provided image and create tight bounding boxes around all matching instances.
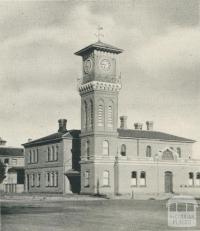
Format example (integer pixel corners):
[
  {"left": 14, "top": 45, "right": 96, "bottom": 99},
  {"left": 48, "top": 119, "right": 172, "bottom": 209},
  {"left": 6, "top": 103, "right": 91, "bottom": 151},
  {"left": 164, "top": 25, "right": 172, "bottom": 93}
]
[{"left": 74, "top": 41, "right": 123, "bottom": 56}]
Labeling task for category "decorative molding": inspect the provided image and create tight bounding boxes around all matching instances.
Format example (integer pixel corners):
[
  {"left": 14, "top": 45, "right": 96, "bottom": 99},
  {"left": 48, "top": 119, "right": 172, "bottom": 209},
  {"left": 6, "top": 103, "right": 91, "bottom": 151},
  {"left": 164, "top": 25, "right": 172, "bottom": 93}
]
[{"left": 78, "top": 80, "right": 121, "bottom": 95}]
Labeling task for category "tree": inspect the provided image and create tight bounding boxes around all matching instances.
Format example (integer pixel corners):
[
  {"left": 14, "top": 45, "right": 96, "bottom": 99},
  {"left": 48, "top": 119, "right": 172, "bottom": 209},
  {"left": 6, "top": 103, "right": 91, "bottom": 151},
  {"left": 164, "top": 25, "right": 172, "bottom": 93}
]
[{"left": 0, "top": 160, "right": 6, "bottom": 183}]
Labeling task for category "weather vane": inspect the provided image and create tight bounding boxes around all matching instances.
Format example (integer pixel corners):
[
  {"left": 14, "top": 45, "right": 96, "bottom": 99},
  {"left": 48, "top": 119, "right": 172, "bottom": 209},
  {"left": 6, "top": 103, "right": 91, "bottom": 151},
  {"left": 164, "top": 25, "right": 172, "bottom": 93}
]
[{"left": 95, "top": 25, "right": 104, "bottom": 42}]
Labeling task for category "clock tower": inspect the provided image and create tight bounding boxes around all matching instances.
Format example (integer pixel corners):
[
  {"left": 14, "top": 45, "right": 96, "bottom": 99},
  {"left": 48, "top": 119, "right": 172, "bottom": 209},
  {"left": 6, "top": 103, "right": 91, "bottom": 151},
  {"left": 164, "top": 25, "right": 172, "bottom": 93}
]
[{"left": 75, "top": 40, "right": 123, "bottom": 194}]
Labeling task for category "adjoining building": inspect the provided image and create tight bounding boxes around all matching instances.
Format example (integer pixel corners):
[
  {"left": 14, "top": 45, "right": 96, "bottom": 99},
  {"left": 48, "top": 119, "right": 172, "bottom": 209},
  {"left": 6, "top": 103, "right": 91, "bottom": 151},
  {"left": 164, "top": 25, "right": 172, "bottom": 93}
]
[
  {"left": 23, "top": 40, "right": 200, "bottom": 196},
  {"left": 0, "top": 137, "right": 24, "bottom": 193},
  {"left": 22, "top": 119, "right": 80, "bottom": 194}
]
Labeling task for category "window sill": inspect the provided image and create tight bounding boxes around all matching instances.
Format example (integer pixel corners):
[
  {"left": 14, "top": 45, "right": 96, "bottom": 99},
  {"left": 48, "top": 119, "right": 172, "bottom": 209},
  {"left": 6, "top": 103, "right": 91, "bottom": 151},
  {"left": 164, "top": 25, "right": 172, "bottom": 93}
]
[
  {"left": 84, "top": 185, "right": 90, "bottom": 188},
  {"left": 102, "top": 185, "right": 110, "bottom": 188},
  {"left": 131, "top": 185, "right": 137, "bottom": 187}
]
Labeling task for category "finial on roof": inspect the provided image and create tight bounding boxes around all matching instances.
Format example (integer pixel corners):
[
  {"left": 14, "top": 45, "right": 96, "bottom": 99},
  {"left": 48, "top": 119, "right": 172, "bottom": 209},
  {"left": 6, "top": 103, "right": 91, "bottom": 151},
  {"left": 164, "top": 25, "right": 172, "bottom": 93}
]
[{"left": 95, "top": 25, "right": 104, "bottom": 42}]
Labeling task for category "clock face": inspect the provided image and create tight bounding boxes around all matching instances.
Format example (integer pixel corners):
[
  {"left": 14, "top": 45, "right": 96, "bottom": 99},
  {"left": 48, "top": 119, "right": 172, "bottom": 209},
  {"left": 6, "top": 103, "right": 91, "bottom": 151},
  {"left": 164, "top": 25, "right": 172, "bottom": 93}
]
[
  {"left": 84, "top": 58, "right": 92, "bottom": 74},
  {"left": 99, "top": 58, "right": 111, "bottom": 72}
]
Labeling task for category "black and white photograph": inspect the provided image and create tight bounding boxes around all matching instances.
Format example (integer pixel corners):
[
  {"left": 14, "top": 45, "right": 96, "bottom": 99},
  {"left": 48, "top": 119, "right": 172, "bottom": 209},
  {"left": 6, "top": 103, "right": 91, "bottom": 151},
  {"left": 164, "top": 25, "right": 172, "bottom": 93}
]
[{"left": 0, "top": 0, "right": 200, "bottom": 230}]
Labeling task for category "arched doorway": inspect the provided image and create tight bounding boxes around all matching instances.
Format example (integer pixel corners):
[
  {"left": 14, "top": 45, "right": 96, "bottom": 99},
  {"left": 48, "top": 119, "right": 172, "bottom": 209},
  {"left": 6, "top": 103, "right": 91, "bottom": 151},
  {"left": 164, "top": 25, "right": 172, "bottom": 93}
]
[{"left": 165, "top": 171, "right": 173, "bottom": 193}]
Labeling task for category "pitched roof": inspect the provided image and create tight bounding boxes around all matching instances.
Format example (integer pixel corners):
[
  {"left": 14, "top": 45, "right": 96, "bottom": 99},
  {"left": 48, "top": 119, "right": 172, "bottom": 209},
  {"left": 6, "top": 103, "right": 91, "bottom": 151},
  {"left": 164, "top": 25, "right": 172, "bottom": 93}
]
[
  {"left": 0, "top": 147, "right": 24, "bottom": 157},
  {"left": 22, "top": 130, "right": 81, "bottom": 147},
  {"left": 75, "top": 41, "right": 123, "bottom": 56},
  {"left": 117, "top": 129, "right": 195, "bottom": 143}
]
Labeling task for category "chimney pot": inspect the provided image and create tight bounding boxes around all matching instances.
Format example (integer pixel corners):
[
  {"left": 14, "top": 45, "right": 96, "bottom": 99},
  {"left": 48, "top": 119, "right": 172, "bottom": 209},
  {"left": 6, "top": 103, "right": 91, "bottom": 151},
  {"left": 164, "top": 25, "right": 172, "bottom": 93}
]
[
  {"left": 146, "top": 121, "right": 153, "bottom": 131},
  {"left": 58, "top": 119, "right": 67, "bottom": 132},
  {"left": 134, "top": 123, "right": 143, "bottom": 130},
  {"left": 120, "top": 116, "right": 127, "bottom": 129}
]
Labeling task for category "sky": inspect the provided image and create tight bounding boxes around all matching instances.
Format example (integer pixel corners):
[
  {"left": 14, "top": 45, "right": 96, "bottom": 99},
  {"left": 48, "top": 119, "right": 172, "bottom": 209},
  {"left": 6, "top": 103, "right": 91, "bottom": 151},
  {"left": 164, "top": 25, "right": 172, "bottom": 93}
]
[{"left": 0, "top": 0, "right": 199, "bottom": 157}]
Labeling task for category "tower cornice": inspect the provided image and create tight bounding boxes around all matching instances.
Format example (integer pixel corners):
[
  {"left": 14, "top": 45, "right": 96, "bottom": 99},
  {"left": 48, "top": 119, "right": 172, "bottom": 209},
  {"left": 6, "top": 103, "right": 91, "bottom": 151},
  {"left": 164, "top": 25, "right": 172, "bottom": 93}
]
[{"left": 78, "top": 80, "right": 121, "bottom": 95}]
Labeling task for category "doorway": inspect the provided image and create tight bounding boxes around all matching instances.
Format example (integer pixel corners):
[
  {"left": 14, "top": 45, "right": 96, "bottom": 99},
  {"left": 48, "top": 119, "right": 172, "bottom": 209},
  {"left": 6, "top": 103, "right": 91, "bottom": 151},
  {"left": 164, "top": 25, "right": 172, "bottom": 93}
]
[{"left": 165, "top": 171, "right": 173, "bottom": 193}]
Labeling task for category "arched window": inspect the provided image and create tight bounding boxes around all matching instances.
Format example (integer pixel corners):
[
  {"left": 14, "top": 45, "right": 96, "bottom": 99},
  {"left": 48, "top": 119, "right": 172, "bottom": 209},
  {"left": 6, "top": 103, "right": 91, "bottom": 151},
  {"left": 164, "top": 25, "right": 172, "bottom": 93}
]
[
  {"left": 131, "top": 171, "right": 137, "bottom": 186},
  {"left": 103, "top": 171, "right": 109, "bottom": 186},
  {"left": 140, "top": 171, "right": 146, "bottom": 186},
  {"left": 86, "top": 140, "right": 90, "bottom": 160},
  {"left": 102, "top": 140, "right": 109, "bottom": 156},
  {"left": 162, "top": 149, "right": 174, "bottom": 160},
  {"left": 90, "top": 100, "right": 93, "bottom": 128},
  {"left": 146, "top": 146, "right": 152, "bottom": 157},
  {"left": 108, "top": 105, "right": 113, "bottom": 127},
  {"left": 50, "top": 146, "right": 54, "bottom": 161},
  {"left": 196, "top": 173, "right": 200, "bottom": 186},
  {"left": 189, "top": 172, "right": 194, "bottom": 186},
  {"left": 177, "top": 147, "right": 181, "bottom": 158},
  {"left": 121, "top": 144, "right": 126, "bottom": 156},
  {"left": 98, "top": 104, "right": 104, "bottom": 126}
]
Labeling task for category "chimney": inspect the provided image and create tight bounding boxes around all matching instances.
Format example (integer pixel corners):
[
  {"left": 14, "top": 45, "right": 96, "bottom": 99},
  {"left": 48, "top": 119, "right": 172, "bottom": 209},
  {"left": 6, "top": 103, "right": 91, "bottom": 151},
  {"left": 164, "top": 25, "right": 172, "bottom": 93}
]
[
  {"left": 58, "top": 119, "right": 67, "bottom": 132},
  {"left": 120, "top": 116, "right": 127, "bottom": 129},
  {"left": 146, "top": 121, "right": 153, "bottom": 131},
  {"left": 28, "top": 138, "right": 32, "bottom": 142},
  {"left": 134, "top": 122, "right": 143, "bottom": 130}
]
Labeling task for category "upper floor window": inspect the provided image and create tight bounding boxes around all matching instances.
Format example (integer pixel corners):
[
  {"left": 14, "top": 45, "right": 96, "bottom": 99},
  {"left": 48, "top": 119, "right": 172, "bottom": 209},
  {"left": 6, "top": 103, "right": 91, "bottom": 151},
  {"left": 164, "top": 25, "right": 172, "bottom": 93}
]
[
  {"left": 103, "top": 171, "right": 109, "bottom": 186},
  {"left": 98, "top": 104, "right": 104, "bottom": 126},
  {"left": 102, "top": 140, "right": 109, "bottom": 156},
  {"left": 146, "top": 146, "right": 152, "bottom": 157},
  {"left": 47, "top": 146, "right": 58, "bottom": 162},
  {"left": 29, "top": 149, "right": 38, "bottom": 164},
  {"left": 107, "top": 105, "right": 113, "bottom": 127},
  {"left": 121, "top": 144, "right": 126, "bottom": 156},
  {"left": 162, "top": 149, "right": 174, "bottom": 160},
  {"left": 177, "top": 147, "right": 181, "bottom": 158}
]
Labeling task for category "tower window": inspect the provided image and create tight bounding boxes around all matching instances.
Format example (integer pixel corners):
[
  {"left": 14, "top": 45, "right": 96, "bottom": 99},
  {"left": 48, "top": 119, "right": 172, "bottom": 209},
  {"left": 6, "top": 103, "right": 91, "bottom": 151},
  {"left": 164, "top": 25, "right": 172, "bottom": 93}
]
[
  {"left": 177, "top": 147, "right": 181, "bottom": 158},
  {"left": 131, "top": 171, "right": 137, "bottom": 186},
  {"left": 90, "top": 100, "right": 93, "bottom": 129},
  {"left": 146, "top": 146, "right": 152, "bottom": 157},
  {"left": 103, "top": 171, "right": 109, "bottom": 186},
  {"left": 98, "top": 104, "right": 104, "bottom": 126},
  {"left": 120, "top": 144, "right": 126, "bottom": 156},
  {"left": 102, "top": 140, "right": 109, "bottom": 156},
  {"left": 84, "top": 101, "right": 87, "bottom": 129},
  {"left": 108, "top": 105, "right": 113, "bottom": 127}
]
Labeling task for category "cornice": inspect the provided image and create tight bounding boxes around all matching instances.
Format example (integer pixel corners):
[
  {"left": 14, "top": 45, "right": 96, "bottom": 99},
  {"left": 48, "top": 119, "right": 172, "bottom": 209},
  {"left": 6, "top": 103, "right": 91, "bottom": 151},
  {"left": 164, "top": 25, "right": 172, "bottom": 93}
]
[{"left": 78, "top": 80, "right": 121, "bottom": 95}]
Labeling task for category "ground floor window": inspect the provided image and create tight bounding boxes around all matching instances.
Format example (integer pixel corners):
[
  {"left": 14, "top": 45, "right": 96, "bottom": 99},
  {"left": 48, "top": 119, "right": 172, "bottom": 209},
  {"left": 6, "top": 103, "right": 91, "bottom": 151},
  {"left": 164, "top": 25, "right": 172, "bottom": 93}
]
[
  {"left": 131, "top": 171, "right": 137, "bottom": 186},
  {"left": 31, "top": 174, "right": 35, "bottom": 187},
  {"left": 196, "top": 173, "right": 200, "bottom": 186},
  {"left": 84, "top": 171, "right": 90, "bottom": 187},
  {"left": 46, "top": 172, "right": 58, "bottom": 187},
  {"left": 36, "top": 173, "right": 40, "bottom": 187},
  {"left": 102, "top": 171, "right": 109, "bottom": 186},
  {"left": 189, "top": 172, "right": 194, "bottom": 186},
  {"left": 140, "top": 171, "right": 146, "bottom": 186}
]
